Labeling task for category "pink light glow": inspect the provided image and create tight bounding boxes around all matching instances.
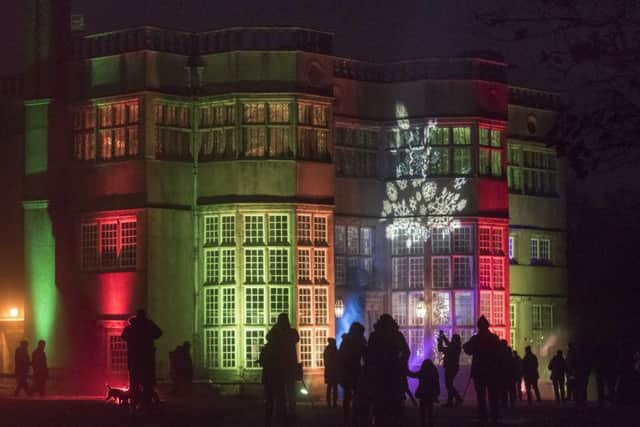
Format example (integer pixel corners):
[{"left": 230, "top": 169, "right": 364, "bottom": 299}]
[{"left": 97, "top": 272, "right": 137, "bottom": 315}]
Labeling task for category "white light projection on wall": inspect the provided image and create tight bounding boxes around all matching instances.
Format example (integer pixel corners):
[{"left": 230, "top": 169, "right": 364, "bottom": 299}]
[{"left": 382, "top": 104, "right": 469, "bottom": 247}]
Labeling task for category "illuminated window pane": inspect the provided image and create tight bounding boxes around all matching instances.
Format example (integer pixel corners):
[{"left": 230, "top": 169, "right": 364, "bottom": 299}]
[
  {"left": 221, "top": 329, "right": 236, "bottom": 368},
  {"left": 542, "top": 305, "right": 553, "bottom": 329},
  {"left": 429, "top": 147, "right": 450, "bottom": 175},
  {"left": 335, "top": 256, "right": 346, "bottom": 287},
  {"left": 114, "top": 128, "right": 126, "bottom": 157},
  {"left": 204, "top": 287, "right": 218, "bottom": 325},
  {"left": 221, "top": 249, "right": 235, "bottom": 283},
  {"left": 493, "top": 292, "right": 505, "bottom": 325},
  {"left": 109, "top": 334, "right": 128, "bottom": 373},
  {"left": 221, "top": 216, "right": 235, "bottom": 244},
  {"left": 432, "top": 228, "right": 450, "bottom": 254},
  {"left": 298, "top": 104, "right": 312, "bottom": 125},
  {"left": 297, "top": 215, "right": 312, "bottom": 243},
  {"left": 532, "top": 304, "right": 542, "bottom": 330},
  {"left": 245, "top": 329, "right": 265, "bottom": 369},
  {"left": 408, "top": 328, "right": 425, "bottom": 359},
  {"left": 100, "top": 105, "right": 113, "bottom": 127},
  {"left": 268, "top": 214, "right": 288, "bottom": 244},
  {"left": 508, "top": 236, "right": 515, "bottom": 260},
  {"left": 491, "top": 151, "right": 502, "bottom": 176},
  {"left": 244, "top": 215, "right": 264, "bottom": 244},
  {"left": 299, "top": 328, "right": 313, "bottom": 368},
  {"left": 268, "top": 127, "right": 290, "bottom": 157},
  {"left": 120, "top": 221, "right": 137, "bottom": 268},
  {"left": 314, "top": 287, "right": 329, "bottom": 325},
  {"left": 205, "top": 249, "right": 219, "bottom": 284},
  {"left": 432, "top": 257, "right": 450, "bottom": 289},
  {"left": 313, "top": 249, "right": 327, "bottom": 283},
  {"left": 510, "top": 303, "right": 516, "bottom": 328},
  {"left": 347, "top": 226, "right": 359, "bottom": 255},
  {"left": 454, "top": 292, "right": 474, "bottom": 326},
  {"left": 221, "top": 288, "right": 235, "bottom": 324},
  {"left": 245, "top": 287, "right": 265, "bottom": 325},
  {"left": 298, "top": 288, "right": 312, "bottom": 325},
  {"left": 479, "top": 257, "right": 491, "bottom": 289},
  {"left": 243, "top": 103, "right": 265, "bottom": 123},
  {"left": 392, "top": 257, "right": 408, "bottom": 289},
  {"left": 269, "top": 287, "right": 289, "bottom": 324},
  {"left": 81, "top": 223, "right": 98, "bottom": 270},
  {"left": 408, "top": 257, "right": 424, "bottom": 289},
  {"left": 408, "top": 291, "right": 424, "bottom": 326},
  {"left": 335, "top": 225, "right": 346, "bottom": 254},
  {"left": 269, "top": 248, "right": 289, "bottom": 284},
  {"left": 453, "top": 257, "right": 472, "bottom": 288},
  {"left": 432, "top": 291, "right": 451, "bottom": 326},
  {"left": 243, "top": 127, "right": 266, "bottom": 157},
  {"left": 430, "top": 127, "right": 449, "bottom": 145},
  {"left": 100, "top": 130, "right": 113, "bottom": 160},
  {"left": 360, "top": 227, "right": 372, "bottom": 256},
  {"left": 297, "top": 249, "right": 311, "bottom": 283},
  {"left": 204, "top": 328, "right": 218, "bottom": 369},
  {"left": 539, "top": 239, "right": 551, "bottom": 261},
  {"left": 452, "top": 226, "right": 472, "bottom": 253},
  {"left": 315, "top": 328, "right": 328, "bottom": 368},
  {"left": 479, "top": 128, "right": 489, "bottom": 146},
  {"left": 100, "top": 223, "right": 118, "bottom": 268},
  {"left": 479, "top": 149, "right": 490, "bottom": 175},
  {"left": 491, "top": 130, "right": 502, "bottom": 147},
  {"left": 268, "top": 103, "right": 290, "bottom": 123},
  {"left": 479, "top": 227, "right": 491, "bottom": 254},
  {"left": 453, "top": 148, "right": 471, "bottom": 175},
  {"left": 453, "top": 127, "right": 470, "bottom": 145},
  {"left": 313, "top": 217, "right": 328, "bottom": 244},
  {"left": 244, "top": 248, "right": 265, "bottom": 284},
  {"left": 204, "top": 216, "right": 219, "bottom": 245},
  {"left": 479, "top": 291, "right": 491, "bottom": 320},
  {"left": 492, "top": 258, "right": 504, "bottom": 289},
  {"left": 392, "top": 292, "right": 408, "bottom": 326},
  {"left": 392, "top": 229, "right": 423, "bottom": 257},
  {"left": 312, "top": 105, "right": 327, "bottom": 127}
]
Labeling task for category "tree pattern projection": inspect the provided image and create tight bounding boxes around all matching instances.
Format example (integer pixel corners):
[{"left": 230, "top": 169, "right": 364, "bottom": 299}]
[{"left": 381, "top": 119, "right": 468, "bottom": 244}]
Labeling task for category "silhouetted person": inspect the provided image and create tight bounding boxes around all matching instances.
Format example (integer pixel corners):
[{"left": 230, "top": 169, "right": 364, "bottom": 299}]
[
  {"left": 366, "top": 314, "right": 410, "bottom": 427},
  {"left": 566, "top": 343, "right": 577, "bottom": 401},
  {"left": 437, "top": 331, "right": 463, "bottom": 407},
  {"left": 498, "top": 340, "right": 516, "bottom": 408},
  {"left": 259, "top": 332, "right": 284, "bottom": 427},
  {"left": 573, "top": 343, "right": 591, "bottom": 405},
  {"left": 548, "top": 350, "right": 567, "bottom": 403},
  {"left": 14, "top": 340, "right": 30, "bottom": 397},
  {"left": 462, "top": 316, "right": 501, "bottom": 426},
  {"left": 594, "top": 338, "right": 617, "bottom": 406},
  {"left": 121, "top": 309, "right": 162, "bottom": 409},
  {"left": 339, "top": 322, "right": 367, "bottom": 426},
  {"left": 408, "top": 359, "right": 440, "bottom": 427},
  {"left": 265, "top": 313, "right": 300, "bottom": 423},
  {"left": 169, "top": 344, "right": 182, "bottom": 393},
  {"left": 323, "top": 338, "right": 339, "bottom": 408},
  {"left": 522, "top": 346, "right": 541, "bottom": 404},
  {"left": 513, "top": 350, "right": 523, "bottom": 401},
  {"left": 178, "top": 341, "right": 193, "bottom": 393},
  {"left": 32, "top": 340, "right": 48, "bottom": 397}
]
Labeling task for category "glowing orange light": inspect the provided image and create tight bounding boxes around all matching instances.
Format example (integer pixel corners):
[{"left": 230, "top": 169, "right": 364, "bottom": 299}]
[{"left": 8, "top": 307, "right": 19, "bottom": 318}]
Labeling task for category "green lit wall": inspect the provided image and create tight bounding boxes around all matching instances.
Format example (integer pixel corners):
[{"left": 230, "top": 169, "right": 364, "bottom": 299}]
[{"left": 23, "top": 201, "right": 59, "bottom": 362}]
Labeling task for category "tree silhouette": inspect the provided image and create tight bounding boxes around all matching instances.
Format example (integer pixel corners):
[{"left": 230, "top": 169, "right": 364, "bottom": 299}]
[{"left": 476, "top": 0, "right": 640, "bottom": 176}]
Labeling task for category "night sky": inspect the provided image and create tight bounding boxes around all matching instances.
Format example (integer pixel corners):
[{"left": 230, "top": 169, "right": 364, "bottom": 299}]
[{"left": 1, "top": 0, "right": 638, "bottom": 337}]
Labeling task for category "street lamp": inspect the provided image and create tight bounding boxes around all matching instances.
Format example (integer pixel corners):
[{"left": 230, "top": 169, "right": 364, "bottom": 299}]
[
  {"left": 334, "top": 298, "right": 344, "bottom": 318},
  {"left": 8, "top": 307, "right": 19, "bottom": 318},
  {"left": 415, "top": 300, "right": 426, "bottom": 319}
]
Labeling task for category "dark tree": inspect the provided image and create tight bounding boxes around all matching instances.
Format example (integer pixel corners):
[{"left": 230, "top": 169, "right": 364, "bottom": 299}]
[{"left": 476, "top": 0, "right": 640, "bottom": 176}]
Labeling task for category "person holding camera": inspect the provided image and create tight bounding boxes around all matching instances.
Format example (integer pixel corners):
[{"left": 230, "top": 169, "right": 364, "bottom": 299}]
[{"left": 437, "top": 330, "right": 463, "bottom": 407}]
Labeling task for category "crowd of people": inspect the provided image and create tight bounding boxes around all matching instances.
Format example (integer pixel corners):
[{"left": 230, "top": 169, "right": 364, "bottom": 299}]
[{"left": 10, "top": 308, "right": 640, "bottom": 427}]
